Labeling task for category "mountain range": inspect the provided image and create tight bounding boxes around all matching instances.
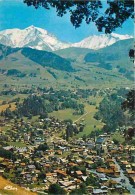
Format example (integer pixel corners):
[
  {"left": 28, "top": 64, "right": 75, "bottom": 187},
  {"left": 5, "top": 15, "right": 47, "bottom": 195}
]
[
  {"left": 0, "top": 26, "right": 133, "bottom": 51},
  {"left": 0, "top": 26, "right": 134, "bottom": 89}
]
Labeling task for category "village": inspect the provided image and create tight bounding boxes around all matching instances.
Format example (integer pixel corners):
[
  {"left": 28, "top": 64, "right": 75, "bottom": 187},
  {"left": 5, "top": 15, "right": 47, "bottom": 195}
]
[{"left": 0, "top": 116, "right": 135, "bottom": 194}]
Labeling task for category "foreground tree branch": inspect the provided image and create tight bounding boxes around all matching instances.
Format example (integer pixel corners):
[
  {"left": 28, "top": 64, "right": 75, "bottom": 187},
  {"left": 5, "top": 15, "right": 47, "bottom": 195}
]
[{"left": 23, "top": 0, "right": 134, "bottom": 33}]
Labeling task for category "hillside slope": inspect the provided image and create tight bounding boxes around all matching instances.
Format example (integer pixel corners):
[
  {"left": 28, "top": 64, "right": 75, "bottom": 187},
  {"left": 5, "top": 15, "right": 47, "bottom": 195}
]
[
  {"left": 0, "top": 39, "right": 134, "bottom": 89},
  {"left": 21, "top": 48, "right": 73, "bottom": 72},
  {"left": 84, "top": 39, "right": 134, "bottom": 80},
  {"left": 0, "top": 176, "right": 37, "bottom": 195},
  {"left": 85, "top": 38, "right": 134, "bottom": 64},
  {"left": 0, "top": 44, "right": 72, "bottom": 72},
  {"left": 54, "top": 47, "right": 92, "bottom": 61}
]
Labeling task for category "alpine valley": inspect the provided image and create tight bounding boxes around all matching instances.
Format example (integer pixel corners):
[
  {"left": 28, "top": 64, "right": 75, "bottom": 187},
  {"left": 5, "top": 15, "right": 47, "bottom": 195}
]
[
  {"left": 0, "top": 23, "right": 135, "bottom": 195},
  {"left": 0, "top": 26, "right": 134, "bottom": 89}
]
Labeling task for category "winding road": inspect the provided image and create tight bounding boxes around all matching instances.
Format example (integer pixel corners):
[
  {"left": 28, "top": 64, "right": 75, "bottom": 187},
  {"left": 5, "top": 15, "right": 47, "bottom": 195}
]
[
  {"left": 113, "top": 158, "right": 135, "bottom": 195},
  {"left": 87, "top": 159, "right": 135, "bottom": 195}
]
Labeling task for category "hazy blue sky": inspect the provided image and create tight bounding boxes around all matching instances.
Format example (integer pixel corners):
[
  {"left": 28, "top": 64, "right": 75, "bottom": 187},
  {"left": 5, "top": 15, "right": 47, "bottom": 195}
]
[{"left": 0, "top": 0, "right": 134, "bottom": 43}]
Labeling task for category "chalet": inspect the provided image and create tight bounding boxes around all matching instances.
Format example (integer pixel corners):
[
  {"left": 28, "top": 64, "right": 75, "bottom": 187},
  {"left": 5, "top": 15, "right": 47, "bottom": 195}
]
[
  {"left": 75, "top": 159, "right": 82, "bottom": 164},
  {"left": 45, "top": 149, "right": 54, "bottom": 155},
  {"left": 69, "top": 162, "right": 78, "bottom": 167},
  {"left": 34, "top": 138, "right": 44, "bottom": 146},
  {"left": 85, "top": 160, "right": 94, "bottom": 168},
  {"left": 32, "top": 177, "right": 37, "bottom": 183},
  {"left": 105, "top": 158, "right": 113, "bottom": 163},
  {"left": 24, "top": 134, "right": 30, "bottom": 142},
  {"left": 59, "top": 181, "right": 74, "bottom": 188},
  {"left": 86, "top": 186, "right": 94, "bottom": 193},
  {"left": 126, "top": 170, "right": 135, "bottom": 177},
  {"left": 17, "top": 167, "right": 23, "bottom": 172},
  {"left": 100, "top": 177, "right": 108, "bottom": 183},
  {"left": 75, "top": 171, "right": 83, "bottom": 178},
  {"left": 25, "top": 174, "right": 32, "bottom": 182},
  {"left": 20, "top": 163, "right": 26, "bottom": 168},
  {"left": 110, "top": 149, "right": 118, "bottom": 154},
  {"left": 120, "top": 160, "right": 129, "bottom": 170},
  {"left": 90, "top": 150, "right": 97, "bottom": 155},
  {"left": 43, "top": 164, "right": 50, "bottom": 172},
  {"left": 93, "top": 189, "right": 108, "bottom": 194},
  {"left": 27, "top": 165, "right": 36, "bottom": 171},
  {"left": 97, "top": 168, "right": 114, "bottom": 175},
  {"left": 109, "top": 180, "right": 117, "bottom": 186},
  {"left": 55, "top": 150, "right": 63, "bottom": 155},
  {"left": 57, "top": 170, "right": 67, "bottom": 179},
  {"left": 46, "top": 172, "right": 53, "bottom": 178},
  {"left": 126, "top": 164, "right": 131, "bottom": 170},
  {"left": 58, "top": 146, "right": 68, "bottom": 152},
  {"left": 121, "top": 160, "right": 129, "bottom": 165},
  {"left": 101, "top": 186, "right": 108, "bottom": 191}
]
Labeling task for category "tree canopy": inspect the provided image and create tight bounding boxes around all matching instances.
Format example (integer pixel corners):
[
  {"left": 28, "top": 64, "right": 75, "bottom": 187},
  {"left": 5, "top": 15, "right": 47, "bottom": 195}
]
[
  {"left": 94, "top": 94, "right": 126, "bottom": 132},
  {"left": 48, "top": 183, "right": 66, "bottom": 195},
  {"left": 122, "top": 90, "right": 135, "bottom": 113},
  {"left": 24, "top": 0, "right": 134, "bottom": 33},
  {"left": 122, "top": 90, "right": 135, "bottom": 126}
]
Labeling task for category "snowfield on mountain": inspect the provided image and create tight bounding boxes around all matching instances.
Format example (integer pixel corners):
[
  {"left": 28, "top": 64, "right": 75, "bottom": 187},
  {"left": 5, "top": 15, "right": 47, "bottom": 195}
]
[{"left": 0, "top": 26, "right": 133, "bottom": 51}]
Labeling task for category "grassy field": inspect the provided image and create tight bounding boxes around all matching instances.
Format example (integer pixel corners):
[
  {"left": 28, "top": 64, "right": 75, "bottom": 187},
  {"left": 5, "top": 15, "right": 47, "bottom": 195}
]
[
  {"left": 76, "top": 112, "right": 103, "bottom": 138},
  {"left": 0, "top": 102, "right": 16, "bottom": 113},
  {"left": 0, "top": 176, "right": 37, "bottom": 195},
  {"left": 49, "top": 109, "right": 80, "bottom": 121},
  {"left": 49, "top": 96, "right": 104, "bottom": 138},
  {"left": 0, "top": 46, "right": 133, "bottom": 91},
  {"left": 0, "top": 94, "right": 29, "bottom": 104},
  {"left": 5, "top": 142, "right": 28, "bottom": 147},
  {"left": 74, "top": 101, "right": 104, "bottom": 138},
  {"left": 0, "top": 94, "right": 29, "bottom": 116},
  {"left": 112, "top": 132, "right": 125, "bottom": 144}
]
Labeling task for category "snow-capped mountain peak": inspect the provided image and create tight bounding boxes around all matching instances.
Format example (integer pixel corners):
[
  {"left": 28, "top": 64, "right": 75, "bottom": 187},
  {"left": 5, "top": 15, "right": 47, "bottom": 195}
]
[
  {"left": 72, "top": 33, "right": 133, "bottom": 50},
  {"left": 0, "top": 26, "right": 133, "bottom": 51},
  {"left": 0, "top": 26, "right": 70, "bottom": 51},
  {"left": 111, "top": 33, "right": 133, "bottom": 40}
]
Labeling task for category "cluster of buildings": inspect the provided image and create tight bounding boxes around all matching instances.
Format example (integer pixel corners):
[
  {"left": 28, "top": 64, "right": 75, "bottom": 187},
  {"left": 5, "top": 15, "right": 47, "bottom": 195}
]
[{"left": 0, "top": 117, "right": 135, "bottom": 194}]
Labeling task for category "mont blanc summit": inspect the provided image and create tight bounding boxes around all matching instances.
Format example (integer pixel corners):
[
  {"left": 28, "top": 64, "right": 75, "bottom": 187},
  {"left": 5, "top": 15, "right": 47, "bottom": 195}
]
[{"left": 0, "top": 26, "right": 70, "bottom": 51}]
